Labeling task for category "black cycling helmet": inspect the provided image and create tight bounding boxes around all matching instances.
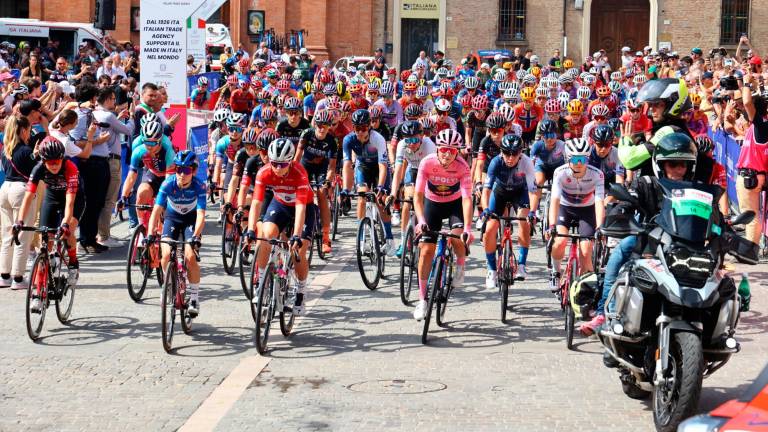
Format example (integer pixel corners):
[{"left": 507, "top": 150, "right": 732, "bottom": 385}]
[
  {"left": 351, "top": 109, "right": 371, "bottom": 126},
  {"left": 485, "top": 112, "right": 506, "bottom": 129},
  {"left": 38, "top": 136, "right": 66, "bottom": 161},
  {"left": 695, "top": 135, "right": 714, "bottom": 154},
  {"left": 401, "top": 120, "right": 423, "bottom": 137},
  {"left": 636, "top": 78, "right": 691, "bottom": 120},
  {"left": 257, "top": 128, "right": 279, "bottom": 151},
  {"left": 404, "top": 103, "right": 422, "bottom": 119},
  {"left": 500, "top": 134, "right": 524, "bottom": 154},
  {"left": 652, "top": 132, "right": 697, "bottom": 180},
  {"left": 538, "top": 119, "right": 557, "bottom": 135},
  {"left": 591, "top": 124, "right": 615, "bottom": 146},
  {"left": 607, "top": 117, "right": 622, "bottom": 133}
]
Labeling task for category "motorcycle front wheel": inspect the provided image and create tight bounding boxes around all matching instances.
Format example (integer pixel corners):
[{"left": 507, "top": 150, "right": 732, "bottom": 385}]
[{"left": 652, "top": 331, "right": 704, "bottom": 432}]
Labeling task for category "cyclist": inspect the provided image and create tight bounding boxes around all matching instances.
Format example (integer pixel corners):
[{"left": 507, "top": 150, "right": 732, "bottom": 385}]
[
  {"left": 277, "top": 97, "right": 311, "bottom": 144},
  {"left": 588, "top": 124, "right": 626, "bottom": 188},
  {"left": 296, "top": 110, "right": 338, "bottom": 254},
  {"left": 513, "top": 87, "right": 543, "bottom": 146},
  {"left": 237, "top": 129, "right": 277, "bottom": 238},
  {"left": 481, "top": 134, "right": 536, "bottom": 287},
  {"left": 245, "top": 138, "right": 316, "bottom": 315},
  {"left": 146, "top": 151, "right": 206, "bottom": 317},
  {"left": 412, "top": 129, "right": 473, "bottom": 321},
  {"left": 15, "top": 137, "right": 83, "bottom": 310},
  {"left": 369, "top": 105, "right": 392, "bottom": 144},
  {"left": 389, "top": 120, "right": 436, "bottom": 256},
  {"left": 529, "top": 119, "right": 566, "bottom": 218},
  {"left": 564, "top": 99, "right": 588, "bottom": 139},
  {"left": 547, "top": 138, "right": 605, "bottom": 289},
  {"left": 464, "top": 95, "right": 490, "bottom": 157},
  {"left": 224, "top": 127, "right": 261, "bottom": 212},
  {"left": 581, "top": 103, "right": 611, "bottom": 142},
  {"left": 190, "top": 76, "right": 210, "bottom": 110},
  {"left": 211, "top": 113, "right": 247, "bottom": 214},
  {"left": 373, "top": 81, "right": 403, "bottom": 130},
  {"left": 389, "top": 103, "right": 424, "bottom": 165}
]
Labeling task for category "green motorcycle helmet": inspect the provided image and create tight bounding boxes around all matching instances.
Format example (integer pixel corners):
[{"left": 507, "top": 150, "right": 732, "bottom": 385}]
[
  {"left": 652, "top": 132, "right": 697, "bottom": 180},
  {"left": 636, "top": 78, "right": 692, "bottom": 119}
]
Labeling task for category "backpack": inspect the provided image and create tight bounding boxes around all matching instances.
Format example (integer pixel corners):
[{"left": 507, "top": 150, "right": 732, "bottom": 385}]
[{"left": 569, "top": 272, "right": 601, "bottom": 320}]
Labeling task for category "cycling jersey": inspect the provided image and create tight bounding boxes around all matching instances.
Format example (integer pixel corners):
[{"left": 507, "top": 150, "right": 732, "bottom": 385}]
[
  {"left": 588, "top": 147, "right": 626, "bottom": 185},
  {"left": 530, "top": 139, "right": 566, "bottom": 172},
  {"left": 239, "top": 155, "right": 267, "bottom": 191},
  {"left": 372, "top": 100, "right": 404, "bottom": 128},
  {"left": 477, "top": 136, "right": 502, "bottom": 165},
  {"left": 565, "top": 115, "right": 588, "bottom": 139},
  {"left": 232, "top": 148, "right": 257, "bottom": 178},
  {"left": 27, "top": 160, "right": 80, "bottom": 198},
  {"left": 342, "top": 130, "right": 388, "bottom": 167},
  {"left": 254, "top": 163, "right": 312, "bottom": 206},
  {"left": 551, "top": 164, "right": 605, "bottom": 207},
  {"left": 190, "top": 88, "right": 209, "bottom": 109},
  {"left": 466, "top": 111, "right": 488, "bottom": 151},
  {"left": 373, "top": 123, "right": 392, "bottom": 142},
  {"left": 620, "top": 111, "right": 653, "bottom": 135},
  {"left": 415, "top": 153, "right": 472, "bottom": 203},
  {"left": 130, "top": 142, "right": 176, "bottom": 177},
  {"left": 513, "top": 104, "right": 543, "bottom": 133},
  {"left": 230, "top": 89, "right": 255, "bottom": 113},
  {"left": 484, "top": 154, "right": 537, "bottom": 194},
  {"left": 215, "top": 135, "right": 241, "bottom": 162},
  {"left": 299, "top": 128, "right": 337, "bottom": 166},
  {"left": 156, "top": 175, "right": 207, "bottom": 220},
  {"left": 277, "top": 118, "right": 311, "bottom": 145},
  {"left": 395, "top": 137, "right": 436, "bottom": 168}
]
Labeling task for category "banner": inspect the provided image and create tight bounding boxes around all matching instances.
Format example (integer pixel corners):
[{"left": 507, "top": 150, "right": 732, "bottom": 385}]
[
  {"left": 0, "top": 23, "right": 49, "bottom": 38},
  {"left": 188, "top": 125, "right": 210, "bottom": 183},
  {"left": 140, "top": 0, "right": 205, "bottom": 106},
  {"left": 710, "top": 128, "right": 740, "bottom": 207},
  {"left": 401, "top": 0, "right": 440, "bottom": 19},
  {"left": 187, "top": 0, "right": 229, "bottom": 69}
]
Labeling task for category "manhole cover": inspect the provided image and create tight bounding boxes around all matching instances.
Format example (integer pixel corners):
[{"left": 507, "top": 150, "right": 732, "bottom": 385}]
[{"left": 346, "top": 379, "right": 447, "bottom": 394}]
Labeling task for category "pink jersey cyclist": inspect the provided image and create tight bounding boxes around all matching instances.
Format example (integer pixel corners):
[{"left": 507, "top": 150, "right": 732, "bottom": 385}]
[{"left": 414, "top": 153, "right": 472, "bottom": 204}]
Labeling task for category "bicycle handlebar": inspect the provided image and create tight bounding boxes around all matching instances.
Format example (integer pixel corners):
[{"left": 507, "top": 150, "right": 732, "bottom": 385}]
[
  {"left": 156, "top": 239, "right": 202, "bottom": 262},
  {"left": 12, "top": 226, "right": 58, "bottom": 246},
  {"left": 418, "top": 229, "right": 471, "bottom": 255}
]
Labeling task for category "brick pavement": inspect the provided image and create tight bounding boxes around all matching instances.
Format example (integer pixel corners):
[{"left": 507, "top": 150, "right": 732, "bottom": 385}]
[{"left": 0, "top": 213, "right": 766, "bottom": 432}]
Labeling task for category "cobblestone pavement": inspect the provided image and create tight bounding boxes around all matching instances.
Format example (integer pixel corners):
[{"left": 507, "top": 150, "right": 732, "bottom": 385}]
[{"left": 0, "top": 212, "right": 766, "bottom": 432}]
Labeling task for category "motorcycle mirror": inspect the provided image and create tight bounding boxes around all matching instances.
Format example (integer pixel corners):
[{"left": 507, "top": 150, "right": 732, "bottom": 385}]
[{"left": 730, "top": 210, "right": 755, "bottom": 226}]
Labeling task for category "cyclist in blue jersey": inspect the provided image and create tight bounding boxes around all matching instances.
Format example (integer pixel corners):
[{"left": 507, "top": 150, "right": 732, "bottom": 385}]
[
  {"left": 342, "top": 109, "right": 396, "bottom": 255},
  {"left": 190, "top": 76, "right": 210, "bottom": 110},
  {"left": 212, "top": 113, "right": 247, "bottom": 214},
  {"left": 481, "top": 135, "right": 537, "bottom": 286},
  {"left": 146, "top": 151, "right": 207, "bottom": 317},
  {"left": 528, "top": 119, "right": 566, "bottom": 220},
  {"left": 588, "top": 124, "right": 625, "bottom": 189}
]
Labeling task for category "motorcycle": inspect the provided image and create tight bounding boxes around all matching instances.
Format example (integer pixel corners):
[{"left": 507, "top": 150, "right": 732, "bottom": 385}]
[{"left": 598, "top": 181, "right": 759, "bottom": 432}]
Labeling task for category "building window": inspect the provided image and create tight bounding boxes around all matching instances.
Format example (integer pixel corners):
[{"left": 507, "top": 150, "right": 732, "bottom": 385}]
[
  {"left": 498, "top": 0, "right": 526, "bottom": 41},
  {"left": 720, "top": 0, "right": 749, "bottom": 45}
]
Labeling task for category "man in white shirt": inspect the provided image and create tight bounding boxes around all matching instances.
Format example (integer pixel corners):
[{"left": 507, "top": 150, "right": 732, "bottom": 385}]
[
  {"left": 96, "top": 55, "right": 126, "bottom": 80},
  {"left": 620, "top": 47, "right": 634, "bottom": 69}
]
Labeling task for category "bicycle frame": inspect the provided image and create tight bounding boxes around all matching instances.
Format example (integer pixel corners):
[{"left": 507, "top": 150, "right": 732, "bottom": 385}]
[{"left": 255, "top": 237, "right": 296, "bottom": 315}]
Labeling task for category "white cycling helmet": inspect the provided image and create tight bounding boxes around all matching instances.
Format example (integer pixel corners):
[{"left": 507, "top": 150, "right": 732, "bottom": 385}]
[
  {"left": 435, "top": 128, "right": 463, "bottom": 148},
  {"left": 565, "top": 137, "right": 591, "bottom": 158},
  {"left": 268, "top": 137, "right": 296, "bottom": 162}
]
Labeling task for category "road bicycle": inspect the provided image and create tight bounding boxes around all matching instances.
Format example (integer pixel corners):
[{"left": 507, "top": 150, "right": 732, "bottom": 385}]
[
  {"left": 484, "top": 204, "right": 527, "bottom": 323},
  {"left": 355, "top": 189, "right": 387, "bottom": 290},
  {"left": 421, "top": 230, "right": 469, "bottom": 345},
  {"left": 398, "top": 198, "right": 418, "bottom": 306},
  {"left": 546, "top": 226, "right": 593, "bottom": 350},
  {"left": 125, "top": 203, "right": 163, "bottom": 302},
  {"left": 537, "top": 183, "right": 552, "bottom": 243},
  {"left": 14, "top": 226, "right": 76, "bottom": 341},
  {"left": 156, "top": 238, "right": 200, "bottom": 353},
  {"left": 250, "top": 236, "right": 300, "bottom": 354},
  {"left": 220, "top": 203, "right": 241, "bottom": 275},
  {"left": 235, "top": 211, "right": 256, "bottom": 299}
]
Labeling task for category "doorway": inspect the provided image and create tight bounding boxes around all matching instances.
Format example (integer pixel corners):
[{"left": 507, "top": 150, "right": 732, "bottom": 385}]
[
  {"left": 590, "top": 0, "right": 649, "bottom": 68},
  {"left": 400, "top": 18, "right": 438, "bottom": 77}
]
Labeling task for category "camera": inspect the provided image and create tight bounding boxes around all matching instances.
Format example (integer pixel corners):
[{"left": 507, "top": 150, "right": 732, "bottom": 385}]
[
  {"left": 720, "top": 76, "right": 739, "bottom": 91},
  {"left": 712, "top": 95, "right": 731, "bottom": 104}
]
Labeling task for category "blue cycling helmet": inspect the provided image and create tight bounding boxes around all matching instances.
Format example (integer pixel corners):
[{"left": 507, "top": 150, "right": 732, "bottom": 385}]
[{"left": 174, "top": 150, "right": 198, "bottom": 168}]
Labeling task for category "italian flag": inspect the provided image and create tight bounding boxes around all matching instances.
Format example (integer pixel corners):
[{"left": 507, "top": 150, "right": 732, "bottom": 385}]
[{"left": 186, "top": 17, "right": 206, "bottom": 29}]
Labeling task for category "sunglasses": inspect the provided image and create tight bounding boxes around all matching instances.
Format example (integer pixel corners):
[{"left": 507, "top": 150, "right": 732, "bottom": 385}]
[
  {"left": 595, "top": 141, "right": 612, "bottom": 148},
  {"left": 44, "top": 158, "right": 63, "bottom": 164},
  {"left": 437, "top": 146, "right": 458, "bottom": 155},
  {"left": 490, "top": 128, "right": 505, "bottom": 134},
  {"left": 502, "top": 150, "right": 522, "bottom": 157},
  {"left": 144, "top": 139, "right": 161, "bottom": 147},
  {"left": 543, "top": 132, "right": 557, "bottom": 139},
  {"left": 665, "top": 160, "right": 687, "bottom": 168},
  {"left": 354, "top": 126, "right": 370, "bottom": 132},
  {"left": 593, "top": 116, "right": 606, "bottom": 121},
  {"left": 405, "top": 137, "right": 421, "bottom": 144},
  {"left": 271, "top": 161, "right": 290, "bottom": 169},
  {"left": 316, "top": 122, "right": 331, "bottom": 129},
  {"left": 229, "top": 127, "right": 244, "bottom": 134},
  {"left": 437, "top": 111, "right": 448, "bottom": 116},
  {"left": 287, "top": 110, "right": 301, "bottom": 116},
  {"left": 570, "top": 155, "right": 588, "bottom": 165},
  {"left": 176, "top": 166, "right": 194, "bottom": 175}
]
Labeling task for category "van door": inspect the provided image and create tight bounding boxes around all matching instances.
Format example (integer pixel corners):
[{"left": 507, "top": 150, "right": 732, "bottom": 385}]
[{"left": 49, "top": 29, "right": 77, "bottom": 63}]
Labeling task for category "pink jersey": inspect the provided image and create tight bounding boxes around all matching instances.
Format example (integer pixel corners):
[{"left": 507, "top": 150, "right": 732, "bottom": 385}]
[
  {"left": 737, "top": 123, "right": 768, "bottom": 173},
  {"left": 415, "top": 154, "right": 472, "bottom": 203}
]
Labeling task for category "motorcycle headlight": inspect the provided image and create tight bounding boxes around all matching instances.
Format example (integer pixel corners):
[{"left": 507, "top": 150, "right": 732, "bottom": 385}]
[
  {"left": 631, "top": 267, "right": 657, "bottom": 293},
  {"left": 677, "top": 414, "right": 727, "bottom": 432},
  {"left": 666, "top": 247, "right": 714, "bottom": 289}
]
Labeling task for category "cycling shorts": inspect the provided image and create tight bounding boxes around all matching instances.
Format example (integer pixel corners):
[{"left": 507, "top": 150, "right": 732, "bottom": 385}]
[
  {"left": 488, "top": 188, "right": 530, "bottom": 215},
  {"left": 421, "top": 197, "right": 464, "bottom": 244},
  {"left": 556, "top": 204, "right": 596, "bottom": 238},
  {"left": 403, "top": 167, "right": 419, "bottom": 186},
  {"left": 161, "top": 211, "right": 197, "bottom": 240},
  {"left": 355, "top": 163, "right": 391, "bottom": 189},
  {"left": 304, "top": 162, "right": 330, "bottom": 185},
  {"left": 39, "top": 192, "right": 85, "bottom": 229},
  {"left": 262, "top": 199, "right": 318, "bottom": 240},
  {"left": 142, "top": 171, "right": 166, "bottom": 196},
  {"left": 534, "top": 162, "right": 558, "bottom": 179},
  {"left": 258, "top": 188, "right": 274, "bottom": 222}
]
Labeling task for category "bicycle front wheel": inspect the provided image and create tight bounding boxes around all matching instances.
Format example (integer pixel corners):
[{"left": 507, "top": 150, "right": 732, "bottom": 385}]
[
  {"left": 26, "top": 254, "right": 49, "bottom": 341},
  {"left": 254, "top": 263, "right": 276, "bottom": 354},
  {"left": 221, "top": 215, "right": 237, "bottom": 275},
  {"left": 501, "top": 242, "right": 513, "bottom": 323},
  {"left": 240, "top": 243, "right": 255, "bottom": 300},
  {"left": 564, "top": 257, "right": 579, "bottom": 350},
  {"left": 279, "top": 278, "right": 295, "bottom": 337},
  {"left": 331, "top": 184, "right": 340, "bottom": 241},
  {"left": 356, "top": 217, "right": 381, "bottom": 290},
  {"left": 161, "top": 265, "right": 177, "bottom": 353},
  {"left": 421, "top": 258, "right": 443, "bottom": 345},
  {"left": 436, "top": 256, "right": 453, "bottom": 327},
  {"left": 55, "top": 272, "right": 75, "bottom": 324},
  {"left": 126, "top": 225, "right": 149, "bottom": 302},
  {"left": 399, "top": 226, "right": 416, "bottom": 306}
]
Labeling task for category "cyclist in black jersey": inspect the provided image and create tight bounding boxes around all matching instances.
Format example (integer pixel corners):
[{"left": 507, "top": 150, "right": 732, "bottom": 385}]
[{"left": 276, "top": 97, "right": 311, "bottom": 144}]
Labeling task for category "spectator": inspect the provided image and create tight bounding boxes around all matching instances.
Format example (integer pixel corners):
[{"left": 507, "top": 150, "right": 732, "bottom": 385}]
[
  {"left": 220, "top": 46, "right": 233, "bottom": 65},
  {"left": 620, "top": 46, "right": 634, "bottom": 69},
  {"left": 412, "top": 51, "right": 430, "bottom": 75},
  {"left": 367, "top": 48, "right": 387, "bottom": 76},
  {"left": 20, "top": 54, "right": 50, "bottom": 82},
  {"left": 49, "top": 57, "right": 71, "bottom": 83},
  {"left": 464, "top": 50, "right": 478, "bottom": 70},
  {"left": 124, "top": 54, "right": 140, "bottom": 81},
  {"left": 186, "top": 55, "right": 203, "bottom": 75},
  {"left": 0, "top": 116, "right": 35, "bottom": 289},
  {"left": 96, "top": 55, "right": 126, "bottom": 80},
  {"left": 548, "top": 49, "right": 562, "bottom": 71},
  {"left": 49, "top": 109, "right": 93, "bottom": 160},
  {"left": 254, "top": 42, "right": 274, "bottom": 63},
  {"left": 521, "top": 49, "right": 533, "bottom": 71},
  {"left": 295, "top": 48, "right": 315, "bottom": 82}
]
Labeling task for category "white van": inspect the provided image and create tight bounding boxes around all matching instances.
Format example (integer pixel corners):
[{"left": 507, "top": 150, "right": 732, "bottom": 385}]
[
  {"left": 206, "top": 24, "right": 233, "bottom": 71},
  {"left": 0, "top": 18, "right": 109, "bottom": 64}
]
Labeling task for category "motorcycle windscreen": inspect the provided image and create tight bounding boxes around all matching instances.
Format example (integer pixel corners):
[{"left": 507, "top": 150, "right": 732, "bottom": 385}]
[{"left": 657, "top": 179, "right": 721, "bottom": 244}]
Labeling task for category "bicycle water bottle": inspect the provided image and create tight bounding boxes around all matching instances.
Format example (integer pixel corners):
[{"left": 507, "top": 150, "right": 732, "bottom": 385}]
[{"left": 738, "top": 273, "right": 751, "bottom": 312}]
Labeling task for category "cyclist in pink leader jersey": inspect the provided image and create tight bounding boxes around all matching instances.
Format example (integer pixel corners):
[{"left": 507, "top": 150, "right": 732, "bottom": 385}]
[{"left": 412, "top": 129, "right": 474, "bottom": 321}]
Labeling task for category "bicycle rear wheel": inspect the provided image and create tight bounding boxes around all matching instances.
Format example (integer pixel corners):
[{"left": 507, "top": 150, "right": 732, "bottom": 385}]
[
  {"left": 540, "top": 194, "right": 550, "bottom": 244},
  {"left": 240, "top": 243, "right": 255, "bottom": 300},
  {"left": 356, "top": 217, "right": 381, "bottom": 290},
  {"left": 254, "top": 263, "right": 276, "bottom": 354},
  {"left": 279, "top": 278, "right": 295, "bottom": 337},
  {"left": 421, "top": 258, "right": 443, "bottom": 345},
  {"left": 399, "top": 226, "right": 416, "bottom": 306},
  {"left": 315, "top": 231, "right": 326, "bottom": 261},
  {"left": 564, "top": 257, "right": 578, "bottom": 350},
  {"left": 55, "top": 269, "right": 75, "bottom": 324},
  {"left": 501, "top": 241, "right": 513, "bottom": 323},
  {"left": 331, "top": 183, "right": 340, "bottom": 241},
  {"left": 26, "top": 255, "right": 49, "bottom": 341},
  {"left": 161, "top": 265, "right": 177, "bottom": 353},
  {"left": 126, "top": 226, "right": 149, "bottom": 302},
  {"left": 221, "top": 215, "right": 237, "bottom": 275}
]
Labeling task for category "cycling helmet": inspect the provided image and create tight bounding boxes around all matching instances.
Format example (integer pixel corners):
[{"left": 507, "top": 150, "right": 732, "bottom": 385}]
[
  {"left": 500, "top": 134, "right": 524, "bottom": 154},
  {"left": 498, "top": 104, "right": 515, "bottom": 122},
  {"left": 577, "top": 86, "right": 592, "bottom": 100},
  {"left": 339, "top": 101, "right": 353, "bottom": 114},
  {"left": 12, "top": 85, "right": 29, "bottom": 97},
  {"left": 227, "top": 112, "right": 248, "bottom": 128},
  {"left": 227, "top": 74, "right": 239, "bottom": 85},
  {"left": 141, "top": 120, "right": 164, "bottom": 140},
  {"left": 588, "top": 66, "right": 599, "bottom": 75},
  {"left": 529, "top": 66, "right": 542, "bottom": 78},
  {"left": 326, "top": 95, "right": 342, "bottom": 111},
  {"left": 276, "top": 79, "right": 290, "bottom": 91},
  {"left": 261, "top": 106, "right": 277, "bottom": 122},
  {"left": 257, "top": 128, "right": 278, "bottom": 150},
  {"left": 535, "top": 87, "right": 549, "bottom": 98},
  {"left": 349, "top": 83, "right": 363, "bottom": 95},
  {"left": 549, "top": 71, "right": 560, "bottom": 80},
  {"left": 420, "top": 116, "right": 436, "bottom": 132},
  {"left": 520, "top": 87, "right": 536, "bottom": 102},
  {"left": 174, "top": 150, "right": 199, "bottom": 168},
  {"left": 436, "top": 67, "right": 449, "bottom": 79},
  {"left": 459, "top": 94, "right": 473, "bottom": 109},
  {"left": 583, "top": 75, "right": 597, "bottom": 85},
  {"left": 689, "top": 92, "right": 702, "bottom": 106},
  {"left": 472, "top": 95, "right": 489, "bottom": 111},
  {"left": 636, "top": 78, "right": 691, "bottom": 119},
  {"left": 435, "top": 128, "right": 463, "bottom": 148},
  {"left": 351, "top": 109, "right": 371, "bottom": 126},
  {"left": 539, "top": 119, "right": 557, "bottom": 135},
  {"left": 445, "top": 68, "right": 455, "bottom": 79},
  {"left": 398, "top": 103, "right": 418, "bottom": 119},
  {"left": 591, "top": 124, "right": 614, "bottom": 146},
  {"left": 494, "top": 69, "right": 507, "bottom": 82},
  {"left": 403, "top": 81, "right": 418, "bottom": 92},
  {"left": 242, "top": 127, "right": 259, "bottom": 144},
  {"left": 503, "top": 88, "right": 517, "bottom": 100},
  {"left": 251, "top": 76, "right": 264, "bottom": 88},
  {"left": 558, "top": 91, "right": 571, "bottom": 102},
  {"left": 558, "top": 98, "right": 569, "bottom": 112},
  {"left": 38, "top": 136, "right": 66, "bottom": 161},
  {"left": 485, "top": 112, "right": 507, "bottom": 129},
  {"left": 564, "top": 137, "right": 591, "bottom": 158},
  {"left": 516, "top": 69, "right": 527, "bottom": 81},
  {"left": 465, "top": 76, "right": 479, "bottom": 90},
  {"left": 416, "top": 86, "right": 429, "bottom": 98},
  {"left": 563, "top": 59, "right": 575, "bottom": 69},
  {"left": 284, "top": 96, "right": 301, "bottom": 111},
  {"left": 610, "top": 71, "right": 622, "bottom": 81},
  {"left": 368, "top": 105, "right": 384, "bottom": 120},
  {"left": 407, "top": 74, "right": 419, "bottom": 83},
  {"left": 380, "top": 81, "right": 395, "bottom": 96},
  {"left": 567, "top": 99, "right": 585, "bottom": 115},
  {"left": 213, "top": 108, "right": 231, "bottom": 123},
  {"left": 268, "top": 137, "right": 296, "bottom": 163},
  {"left": 608, "top": 81, "right": 622, "bottom": 93},
  {"left": 558, "top": 74, "right": 574, "bottom": 85},
  {"left": 591, "top": 104, "right": 610, "bottom": 118},
  {"left": 633, "top": 74, "right": 647, "bottom": 85},
  {"left": 607, "top": 118, "right": 622, "bottom": 134},
  {"left": 336, "top": 81, "right": 347, "bottom": 97},
  {"left": 323, "top": 83, "right": 337, "bottom": 96},
  {"left": 498, "top": 82, "right": 512, "bottom": 92},
  {"left": 435, "top": 98, "right": 452, "bottom": 113},
  {"left": 140, "top": 111, "right": 160, "bottom": 126},
  {"left": 197, "top": 76, "right": 209, "bottom": 87},
  {"left": 596, "top": 86, "right": 611, "bottom": 98},
  {"left": 695, "top": 135, "right": 714, "bottom": 154},
  {"left": 302, "top": 81, "right": 312, "bottom": 95},
  {"left": 652, "top": 132, "right": 697, "bottom": 180},
  {"left": 401, "top": 120, "right": 423, "bottom": 137},
  {"left": 626, "top": 89, "right": 641, "bottom": 109},
  {"left": 522, "top": 74, "right": 537, "bottom": 86},
  {"left": 292, "top": 69, "right": 303, "bottom": 81},
  {"left": 239, "top": 58, "right": 250, "bottom": 69},
  {"left": 544, "top": 99, "right": 561, "bottom": 114},
  {"left": 546, "top": 77, "right": 559, "bottom": 89},
  {"left": 314, "top": 109, "right": 333, "bottom": 125}
]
